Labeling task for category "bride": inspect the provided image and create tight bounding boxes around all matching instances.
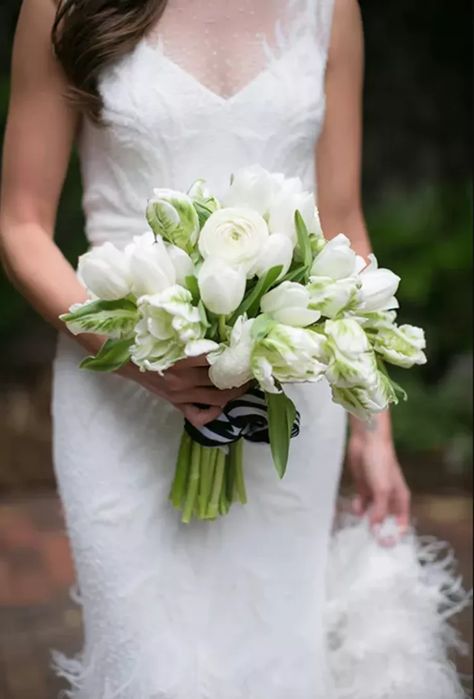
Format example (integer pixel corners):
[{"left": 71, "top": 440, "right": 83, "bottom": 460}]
[{"left": 0, "top": 1, "right": 469, "bottom": 697}]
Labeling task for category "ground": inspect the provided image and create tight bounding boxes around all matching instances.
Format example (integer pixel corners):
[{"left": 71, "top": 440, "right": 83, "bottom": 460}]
[{"left": 0, "top": 492, "right": 472, "bottom": 699}]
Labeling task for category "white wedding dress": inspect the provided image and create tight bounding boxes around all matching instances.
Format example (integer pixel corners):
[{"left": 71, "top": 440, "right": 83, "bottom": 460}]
[{"left": 51, "top": 1, "right": 470, "bottom": 698}]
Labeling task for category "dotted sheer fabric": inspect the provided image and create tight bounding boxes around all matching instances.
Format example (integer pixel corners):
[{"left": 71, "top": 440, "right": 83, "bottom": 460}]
[
  {"left": 52, "top": 1, "right": 470, "bottom": 697},
  {"left": 146, "top": 0, "right": 327, "bottom": 100}
]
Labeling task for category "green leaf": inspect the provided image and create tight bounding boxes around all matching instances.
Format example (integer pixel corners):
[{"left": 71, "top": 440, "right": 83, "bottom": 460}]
[
  {"left": 185, "top": 275, "right": 200, "bottom": 304},
  {"left": 265, "top": 390, "right": 297, "bottom": 478},
  {"left": 80, "top": 337, "right": 134, "bottom": 372},
  {"left": 282, "top": 264, "right": 308, "bottom": 284},
  {"left": 229, "top": 265, "right": 282, "bottom": 324},
  {"left": 60, "top": 299, "right": 138, "bottom": 338},
  {"left": 193, "top": 201, "right": 213, "bottom": 228},
  {"left": 294, "top": 210, "right": 313, "bottom": 281}
]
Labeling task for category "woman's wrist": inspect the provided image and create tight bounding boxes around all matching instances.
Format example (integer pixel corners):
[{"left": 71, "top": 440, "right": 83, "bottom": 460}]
[{"left": 349, "top": 410, "right": 393, "bottom": 445}]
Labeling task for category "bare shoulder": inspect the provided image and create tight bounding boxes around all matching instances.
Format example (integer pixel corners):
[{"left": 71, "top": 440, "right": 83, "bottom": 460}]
[{"left": 327, "top": 0, "right": 363, "bottom": 68}]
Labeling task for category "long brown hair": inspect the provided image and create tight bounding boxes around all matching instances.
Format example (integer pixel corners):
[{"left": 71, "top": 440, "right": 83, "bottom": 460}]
[{"left": 52, "top": 1, "right": 168, "bottom": 123}]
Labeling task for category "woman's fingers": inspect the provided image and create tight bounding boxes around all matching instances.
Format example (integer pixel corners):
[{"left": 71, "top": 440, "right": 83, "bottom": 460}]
[
  {"left": 180, "top": 403, "right": 222, "bottom": 428},
  {"left": 390, "top": 478, "right": 411, "bottom": 534},
  {"left": 369, "top": 487, "right": 390, "bottom": 527}
]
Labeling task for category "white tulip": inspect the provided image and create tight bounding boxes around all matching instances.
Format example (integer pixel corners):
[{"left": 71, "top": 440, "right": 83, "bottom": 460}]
[
  {"left": 198, "top": 257, "right": 247, "bottom": 316},
  {"left": 224, "top": 164, "right": 281, "bottom": 215},
  {"left": 311, "top": 234, "right": 358, "bottom": 279},
  {"left": 308, "top": 275, "right": 361, "bottom": 318},
  {"left": 251, "top": 324, "right": 327, "bottom": 393},
  {"left": 146, "top": 188, "right": 200, "bottom": 253},
  {"left": 198, "top": 207, "right": 269, "bottom": 274},
  {"left": 127, "top": 233, "right": 176, "bottom": 298},
  {"left": 373, "top": 323, "right": 427, "bottom": 368},
  {"left": 78, "top": 242, "right": 132, "bottom": 300},
  {"left": 357, "top": 254, "right": 400, "bottom": 312},
  {"left": 323, "top": 318, "right": 379, "bottom": 389},
  {"left": 252, "top": 234, "right": 294, "bottom": 279},
  {"left": 208, "top": 316, "right": 256, "bottom": 389},
  {"left": 166, "top": 244, "right": 194, "bottom": 286},
  {"left": 261, "top": 282, "right": 321, "bottom": 327},
  {"left": 268, "top": 189, "right": 322, "bottom": 244},
  {"left": 131, "top": 285, "right": 216, "bottom": 374}
]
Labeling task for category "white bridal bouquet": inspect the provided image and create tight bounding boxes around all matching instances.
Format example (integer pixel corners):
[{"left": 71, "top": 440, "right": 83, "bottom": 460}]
[{"left": 61, "top": 166, "right": 427, "bottom": 523}]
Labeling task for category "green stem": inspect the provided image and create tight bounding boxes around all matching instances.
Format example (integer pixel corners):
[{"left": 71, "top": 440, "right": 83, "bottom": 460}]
[
  {"left": 218, "top": 315, "right": 228, "bottom": 342},
  {"left": 198, "top": 446, "right": 212, "bottom": 519},
  {"left": 207, "top": 449, "right": 226, "bottom": 519},
  {"left": 233, "top": 439, "right": 247, "bottom": 505},
  {"left": 226, "top": 442, "right": 237, "bottom": 502},
  {"left": 170, "top": 431, "right": 192, "bottom": 509},
  {"left": 181, "top": 441, "right": 202, "bottom": 524}
]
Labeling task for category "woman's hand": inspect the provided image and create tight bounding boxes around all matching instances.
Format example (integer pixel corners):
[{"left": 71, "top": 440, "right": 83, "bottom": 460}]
[
  {"left": 120, "top": 356, "right": 247, "bottom": 428},
  {"left": 346, "top": 417, "right": 411, "bottom": 540}
]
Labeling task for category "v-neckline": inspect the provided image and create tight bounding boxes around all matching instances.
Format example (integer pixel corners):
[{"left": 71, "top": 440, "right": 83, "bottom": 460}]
[{"left": 141, "top": 39, "right": 298, "bottom": 106}]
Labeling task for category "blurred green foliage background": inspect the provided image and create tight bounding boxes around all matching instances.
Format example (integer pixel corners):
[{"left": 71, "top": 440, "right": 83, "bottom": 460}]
[{"left": 0, "top": 1, "right": 472, "bottom": 487}]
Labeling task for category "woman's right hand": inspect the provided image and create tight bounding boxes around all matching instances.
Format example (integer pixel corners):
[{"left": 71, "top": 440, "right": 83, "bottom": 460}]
[{"left": 119, "top": 356, "right": 247, "bottom": 428}]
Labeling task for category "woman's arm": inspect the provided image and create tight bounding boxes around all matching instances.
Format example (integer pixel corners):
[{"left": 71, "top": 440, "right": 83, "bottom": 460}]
[
  {"left": 0, "top": 0, "right": 94, "bottom": 340},
  {"left": 316, "top": 0, "right": 410, "bottom": 531},
  {"left": 0, "top": 0, "right": 244, "bottom": 427}
]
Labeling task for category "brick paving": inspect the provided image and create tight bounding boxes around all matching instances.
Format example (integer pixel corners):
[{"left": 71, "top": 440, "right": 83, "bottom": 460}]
[{"left": 0, "top": 493, "right": 472, "bottom": 699}]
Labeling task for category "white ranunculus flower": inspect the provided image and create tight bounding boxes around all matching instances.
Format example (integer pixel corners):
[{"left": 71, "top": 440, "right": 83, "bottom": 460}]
[
  {"left": 165, "top": 244, "right": 194, "bottom": 286},
  {"left": 308, "top": 275, "right": 361, "bottom": 318},
  {"left": 373, "top": 324, "right": 427, "bottom": 368},
  {"left": 126, "top": 232, "right": 176, "bottom": 298},
  {"left": 208, "top": 316, "right": 256, "bottom": 390},
  {"left": 261, "top": 282, "right": 321, "bottom": 327},
  {"left": 198, "top": 207, "right": 269, "bottom": 274},
  {"left": 331, "top": 371, "right": 397, "bottom": 421},
  {"left": 146, "top": 188, "right": 200, "bottom": 253},
  {"left": 78, "top": 242, "right": 133, "bottom": 300},
  {"left": 252, "top": 233, "right": 294, "bottom": 279},
  {"left": 323, "top": 318, "right": 378, "bottom": 389},
  {"left": 224, "top": 165, "right": 322, "bottom": 243},
  {"left": 311, "top": 234, "right": 361, "bottom": 280},
  {"left": 198, "top": 257, "right": 247, "bottom": 316},
  {"left": 251, "top": 324, "right": 327, "bottom": 393},
  {"left": 357, "top": 254, "right": 400, "bottom": 312},
  {"left": 131, "top": 285, "right": 217, "bottom": 374}
]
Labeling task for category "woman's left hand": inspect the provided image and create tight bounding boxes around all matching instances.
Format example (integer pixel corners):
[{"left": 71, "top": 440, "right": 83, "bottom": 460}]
[{"left": 346, "top": 427, "right": 411, "bottom": 538}]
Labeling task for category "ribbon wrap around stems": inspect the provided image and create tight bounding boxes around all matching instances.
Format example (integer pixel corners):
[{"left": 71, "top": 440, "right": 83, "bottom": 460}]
[{"left": 184, "top": 387, "right": 301, "bottom": 447}]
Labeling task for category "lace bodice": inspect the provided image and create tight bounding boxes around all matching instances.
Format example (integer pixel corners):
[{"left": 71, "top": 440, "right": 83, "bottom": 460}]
[{"left": 78, "top": 0, "right": 335, "bottom": 249}]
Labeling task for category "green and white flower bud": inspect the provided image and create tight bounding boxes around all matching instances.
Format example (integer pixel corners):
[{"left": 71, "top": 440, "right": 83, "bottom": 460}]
[
  {"left": 308, "top": 276, "right": 361, "bottom": 318},
  {"left": 131, "top": 285, "right": 216, "bottom": 374},
  {"left": 188, "top": 179, "right": 220, "bottom": 213},
  {"left": 331, "top": 370, "right": 398, "bottom": 421},
  {"left": 373, "top": 323, "right": 427, "bottom": 368},
  {"left": 323, "top": 318, "right": 378, "bottom": 389},
  {"left": 146, "top": 188, "right": 200, "bottom": 254},
  {"left": 251, "top": 324, "right": 327, "bottom": 393}
]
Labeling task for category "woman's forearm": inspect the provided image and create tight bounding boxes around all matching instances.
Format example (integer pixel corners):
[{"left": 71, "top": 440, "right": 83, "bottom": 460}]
[{"left": 0, "top": 221, "right": 103, "bottom": 355}]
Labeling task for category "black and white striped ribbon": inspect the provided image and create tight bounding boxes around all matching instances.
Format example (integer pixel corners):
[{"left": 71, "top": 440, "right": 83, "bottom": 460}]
[{"left": 185, "top": 387, "right": 301, "bottom": 447}]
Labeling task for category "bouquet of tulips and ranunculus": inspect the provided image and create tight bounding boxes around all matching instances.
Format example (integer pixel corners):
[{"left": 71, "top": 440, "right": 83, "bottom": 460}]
[{"left": 61, "top": 165, "right": 427, "bottom": 523}]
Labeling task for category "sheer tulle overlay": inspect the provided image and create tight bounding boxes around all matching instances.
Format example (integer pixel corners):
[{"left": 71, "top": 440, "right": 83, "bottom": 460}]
[{"left": 52, "top": 1, "right": 470, "bottom": 697}]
